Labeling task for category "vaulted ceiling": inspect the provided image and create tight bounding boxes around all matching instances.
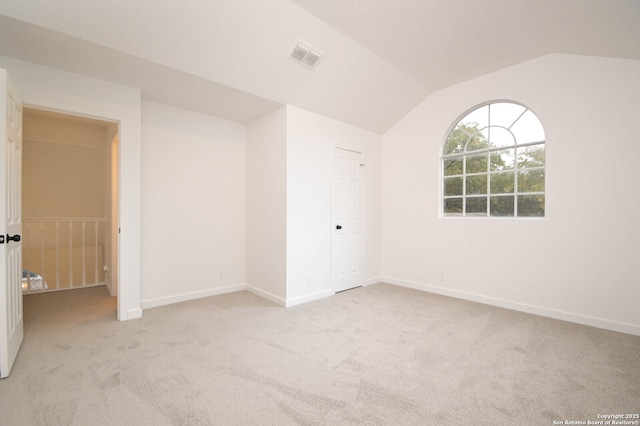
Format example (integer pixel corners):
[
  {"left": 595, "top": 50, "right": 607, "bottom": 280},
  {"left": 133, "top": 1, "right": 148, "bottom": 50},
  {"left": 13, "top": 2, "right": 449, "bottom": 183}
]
[{"left": 1, "top": 0, "right": 639, "bottom": 133}]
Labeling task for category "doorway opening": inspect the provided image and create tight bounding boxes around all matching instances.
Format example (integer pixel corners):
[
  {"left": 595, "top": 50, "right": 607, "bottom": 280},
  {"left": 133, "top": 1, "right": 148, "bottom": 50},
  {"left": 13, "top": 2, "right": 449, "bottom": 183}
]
[{"left": 21, "top": 108, "right": 119, "bottom": 313}]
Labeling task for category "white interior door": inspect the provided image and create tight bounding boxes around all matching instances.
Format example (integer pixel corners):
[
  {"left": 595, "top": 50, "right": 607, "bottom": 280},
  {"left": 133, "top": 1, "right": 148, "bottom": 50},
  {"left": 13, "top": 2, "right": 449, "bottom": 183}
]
[
  {"left": 332, "top": 147, "right": 364, "bottom": 293},
  {"left": 0, "top": 69, "right": 23, "bottom": 379}
]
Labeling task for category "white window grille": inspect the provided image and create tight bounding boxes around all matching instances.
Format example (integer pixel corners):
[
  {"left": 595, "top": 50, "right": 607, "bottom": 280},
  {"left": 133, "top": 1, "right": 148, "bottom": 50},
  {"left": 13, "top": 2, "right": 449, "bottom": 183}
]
[{"left": 442, "top": 102, "right": 546, "bottom": 218}]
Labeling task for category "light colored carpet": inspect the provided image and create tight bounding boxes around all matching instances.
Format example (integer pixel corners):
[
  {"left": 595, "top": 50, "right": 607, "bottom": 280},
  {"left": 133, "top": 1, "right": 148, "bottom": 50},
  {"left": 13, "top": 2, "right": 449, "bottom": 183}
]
[{"left": 0, "top": 283, "right": 638, "bottom": 425}]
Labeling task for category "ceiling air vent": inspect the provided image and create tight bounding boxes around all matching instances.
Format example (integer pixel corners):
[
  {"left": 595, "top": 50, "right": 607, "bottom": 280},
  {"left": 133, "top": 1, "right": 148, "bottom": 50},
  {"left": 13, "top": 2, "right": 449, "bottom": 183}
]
[{"left": 289, "top": 40, "right": 324, "bottom": 69}]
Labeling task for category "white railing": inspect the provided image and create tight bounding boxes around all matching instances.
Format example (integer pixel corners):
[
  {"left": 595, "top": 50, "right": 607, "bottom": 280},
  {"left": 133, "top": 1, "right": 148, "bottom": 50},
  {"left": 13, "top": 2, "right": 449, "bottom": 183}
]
[{"left": 22, "top": 217, "right": 106, "bottom": 293}]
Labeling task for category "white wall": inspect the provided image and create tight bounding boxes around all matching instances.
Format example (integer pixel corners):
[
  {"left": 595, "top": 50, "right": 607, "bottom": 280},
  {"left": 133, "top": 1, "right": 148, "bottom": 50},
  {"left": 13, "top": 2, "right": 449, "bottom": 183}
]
[
  {"left": 0, "top": 55, "right": 142, "bottom": 320},
  {"left": 382, "top": 54, "right": 640, "bottom": 335},
  {"left": 245, "top": 105, "right": 382, "bottom": 307},
  {"left": 2, "top": 56, "right": 379, "bottom": 317},
  {"left": 246, "top": 107, "right": 288, "bottom": 304},
  {"left": 286, "top": 106, "right": 382, "bottom": 305},
  {"left": 140, "top": 101, "right": 246, "bottom": 308}
]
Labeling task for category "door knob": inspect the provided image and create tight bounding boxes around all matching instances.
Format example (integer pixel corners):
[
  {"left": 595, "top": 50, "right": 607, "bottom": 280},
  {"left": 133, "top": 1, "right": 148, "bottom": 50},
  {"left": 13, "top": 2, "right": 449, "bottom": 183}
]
[
  {"left": 6, "top": 234, "right": 20, "bottom": 243},
  {"left": 336, "top": 225, "right": 342, "bottom": 230}
]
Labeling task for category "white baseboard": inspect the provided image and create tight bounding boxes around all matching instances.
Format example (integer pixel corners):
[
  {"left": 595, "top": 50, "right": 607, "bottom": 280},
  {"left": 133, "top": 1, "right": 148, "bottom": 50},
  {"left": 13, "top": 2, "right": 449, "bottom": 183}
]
[
  {"left": 285, "top": 290, "right": 334, "bottom": 307},
  {"left": 124, "top": 308, "right": 143, "bottom": 321},
  {"left": 140, "top": 284, "right": 246, "bottom": 310},
  {"left": 245, "top": 285, "right": 286, "bottom": 307},
  {"left": 383, "top": 276, "right": 640, "bottom": 337},
  {"left": 364, "top": 277, "right": 383, "bottom": 287}
]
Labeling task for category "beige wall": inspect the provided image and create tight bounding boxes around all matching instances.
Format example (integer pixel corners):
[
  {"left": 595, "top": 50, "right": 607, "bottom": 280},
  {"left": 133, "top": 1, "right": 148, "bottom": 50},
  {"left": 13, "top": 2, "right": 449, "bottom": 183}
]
[
  {"left": 105, "top": 124, "right": 118, "bottom": 295},
  {"left": 23, "top": 110, "right": 108, "bottom": 219},
  {"left": 22, "top": 109, "right": 111, "bottom": 288}
]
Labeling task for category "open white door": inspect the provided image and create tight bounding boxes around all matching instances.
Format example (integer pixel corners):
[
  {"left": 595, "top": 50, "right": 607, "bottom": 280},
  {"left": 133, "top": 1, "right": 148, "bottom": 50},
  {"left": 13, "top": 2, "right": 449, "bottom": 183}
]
[
  {"left": 332, "top": 147, "right": 364, "bottom": 293},
  {"left": 0, "top": 69, "right": 23, "bottom": 379}
]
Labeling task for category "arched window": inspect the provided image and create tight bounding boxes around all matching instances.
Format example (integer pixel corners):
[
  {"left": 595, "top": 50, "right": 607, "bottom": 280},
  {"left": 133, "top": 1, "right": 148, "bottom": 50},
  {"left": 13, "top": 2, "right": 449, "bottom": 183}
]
[{"left": 442, "top": 101, "right": 545, "bottom": 217}]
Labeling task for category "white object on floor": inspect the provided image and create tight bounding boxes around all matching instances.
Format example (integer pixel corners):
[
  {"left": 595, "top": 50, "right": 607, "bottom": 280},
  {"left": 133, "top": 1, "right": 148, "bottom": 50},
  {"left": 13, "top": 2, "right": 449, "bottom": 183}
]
[{"left": 22, "top": 270, "right": 48, "bottom": 292}]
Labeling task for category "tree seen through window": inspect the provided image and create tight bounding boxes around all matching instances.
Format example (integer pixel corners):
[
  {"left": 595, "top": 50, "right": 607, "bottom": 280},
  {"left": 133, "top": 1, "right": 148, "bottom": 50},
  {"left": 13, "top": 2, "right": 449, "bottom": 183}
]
[{"left": 442, "top": 102, "right": 545, "bottom": 217}]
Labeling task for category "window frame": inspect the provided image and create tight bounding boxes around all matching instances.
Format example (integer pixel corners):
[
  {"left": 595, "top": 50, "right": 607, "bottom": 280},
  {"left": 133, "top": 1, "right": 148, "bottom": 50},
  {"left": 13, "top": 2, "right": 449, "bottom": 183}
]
[{"left": 441, "top": 101, "right": 546, "bottom": 218}]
